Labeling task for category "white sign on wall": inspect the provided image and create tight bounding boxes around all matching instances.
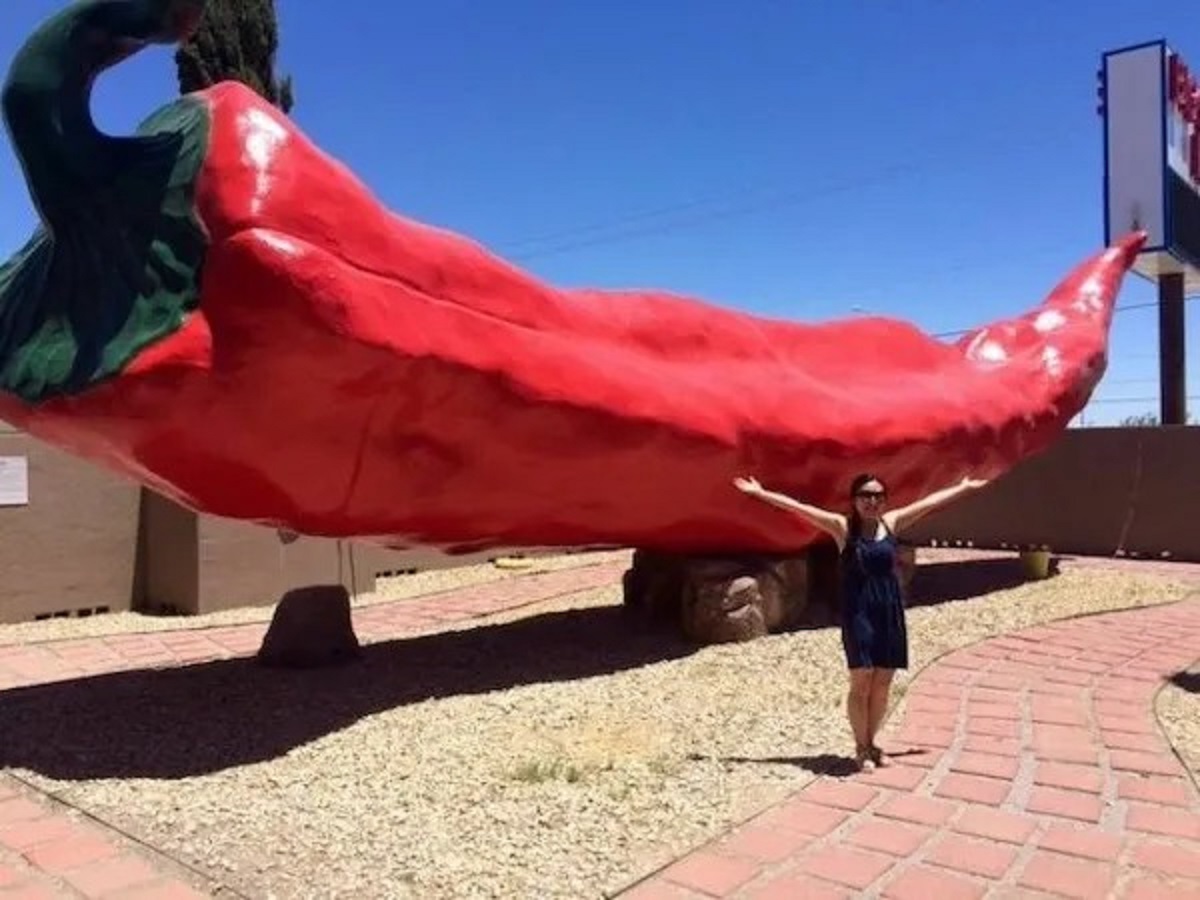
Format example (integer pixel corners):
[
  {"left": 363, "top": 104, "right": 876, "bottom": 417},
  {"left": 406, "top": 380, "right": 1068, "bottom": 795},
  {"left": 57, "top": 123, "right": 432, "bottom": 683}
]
[{"left": 0, "top": 456, "right": 28, "bottom": 506}]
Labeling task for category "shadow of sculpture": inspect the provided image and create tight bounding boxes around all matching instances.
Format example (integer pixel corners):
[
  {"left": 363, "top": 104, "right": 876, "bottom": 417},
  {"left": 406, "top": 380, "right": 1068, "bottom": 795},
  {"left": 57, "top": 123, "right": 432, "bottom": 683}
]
[
  {"left": 784, "top": 554, "right": 1046, "bottom": 632},
  {"left": 0, "top": 605, "right": 694, "bottom": 781},
  {"left": 1167, "top": 669, "right": 1200, "bottom": 694},
  {"left": 905, "top": 556, "right": 1041, "bottom": 609}
]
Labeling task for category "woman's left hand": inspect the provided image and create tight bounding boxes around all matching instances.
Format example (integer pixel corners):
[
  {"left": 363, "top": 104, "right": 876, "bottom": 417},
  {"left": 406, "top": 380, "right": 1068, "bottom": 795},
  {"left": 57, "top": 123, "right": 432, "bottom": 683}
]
[{"left": 733, "top": 476, "right": 764, "bottom": 495}]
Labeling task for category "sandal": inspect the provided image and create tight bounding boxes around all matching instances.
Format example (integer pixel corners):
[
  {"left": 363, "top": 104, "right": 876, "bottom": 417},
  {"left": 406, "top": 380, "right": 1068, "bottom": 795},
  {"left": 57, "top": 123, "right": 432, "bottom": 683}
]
[
  {"left": 869, "top": 744, "right": 891, "bottom": 768},
  {"left": 855, "top": 744, "right": 876, "bottom": 772}
]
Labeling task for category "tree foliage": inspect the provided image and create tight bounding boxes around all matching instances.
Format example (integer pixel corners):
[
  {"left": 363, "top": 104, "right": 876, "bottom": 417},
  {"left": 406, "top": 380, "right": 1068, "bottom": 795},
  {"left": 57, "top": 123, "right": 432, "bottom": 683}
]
[
  {"left": 1118, "top": 412, "right": 1198, "bottom": 427},
  {"left": 175, "top": 0, "right": 294, "bottom": 113},
  {"left": 1119, "top": 412, "right": 1160, "bottom": 427}
]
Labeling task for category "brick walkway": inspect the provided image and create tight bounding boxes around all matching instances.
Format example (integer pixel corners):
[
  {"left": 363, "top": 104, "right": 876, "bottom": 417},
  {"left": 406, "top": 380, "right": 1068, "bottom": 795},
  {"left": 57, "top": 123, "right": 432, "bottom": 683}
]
[
  {"left": 0, "top": 560, "right": 626, "bottom": 899},
  {"left": 618, "top": 599, "right": 1200, "bottom": 900}
]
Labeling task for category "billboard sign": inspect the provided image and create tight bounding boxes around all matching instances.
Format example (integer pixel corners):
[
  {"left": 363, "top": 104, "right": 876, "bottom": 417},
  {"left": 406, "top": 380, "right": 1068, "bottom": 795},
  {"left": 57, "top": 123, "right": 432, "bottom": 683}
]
[{"left": 1102, "top": 40, "right": 1200, "bottom": 293}]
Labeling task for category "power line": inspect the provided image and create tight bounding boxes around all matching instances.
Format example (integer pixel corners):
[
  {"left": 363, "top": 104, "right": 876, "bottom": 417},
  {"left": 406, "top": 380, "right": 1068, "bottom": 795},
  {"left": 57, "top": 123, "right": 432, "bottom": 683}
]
[
  {"left": 931, "top": 294, "right": 1199, "bottom": 340},
  {"left": 500, "top": 190, "right": 778, "bottom": 253},
  {"left": 506, "top": 164, "right": 921, "bottom": 260},
  {"left": 832, "top": 246, "right": 1106, "bottom": 317},
  {"left": 1087, "top": 395, "right": 1200, "bottom": 404},
  {"left": 1098, "top": 376, "right": 1179, "bottom": 386},
  {"left": 502, "top": 123, "right": 1082, "bottom": 261}
]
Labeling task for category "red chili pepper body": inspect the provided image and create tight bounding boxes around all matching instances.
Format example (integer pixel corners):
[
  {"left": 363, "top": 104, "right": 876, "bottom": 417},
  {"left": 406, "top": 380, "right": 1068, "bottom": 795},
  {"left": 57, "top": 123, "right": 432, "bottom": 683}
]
[{"left": 0, "top": 2, "right": 1145, "bottom": 556}]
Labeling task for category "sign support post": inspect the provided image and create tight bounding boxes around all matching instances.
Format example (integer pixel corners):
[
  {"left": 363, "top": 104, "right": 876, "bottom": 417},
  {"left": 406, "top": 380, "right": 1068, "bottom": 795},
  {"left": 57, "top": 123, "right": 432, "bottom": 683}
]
[{"left": 1159, "top": 271, "right": 1187, "bottom": 424}]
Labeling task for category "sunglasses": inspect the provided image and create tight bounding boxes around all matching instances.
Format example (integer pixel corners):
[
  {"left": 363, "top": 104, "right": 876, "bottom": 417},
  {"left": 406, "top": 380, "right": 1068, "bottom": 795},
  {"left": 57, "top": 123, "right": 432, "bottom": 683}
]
[{"left": 855, "top": 490, "right": 886, "bottom": 501}]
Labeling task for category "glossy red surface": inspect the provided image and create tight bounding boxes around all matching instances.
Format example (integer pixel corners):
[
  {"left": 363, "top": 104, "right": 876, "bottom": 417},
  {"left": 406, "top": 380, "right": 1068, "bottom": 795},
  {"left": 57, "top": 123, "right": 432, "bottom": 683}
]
[{"left": 0, "top": 84, "right": 1146, "bottom": 554}]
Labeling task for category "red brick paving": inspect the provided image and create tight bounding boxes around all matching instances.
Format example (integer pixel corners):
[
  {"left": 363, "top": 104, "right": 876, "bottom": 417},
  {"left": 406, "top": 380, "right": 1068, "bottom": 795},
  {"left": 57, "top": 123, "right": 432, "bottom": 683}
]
[
  {"left": 0, "top": 790, "right": 202, "bottom": 900},
  {"left": 617, "top": 597, "right": 1200, "bottom": 899},
  {"left": 0, "top": 560, "right": 627, "bottom": 899}
]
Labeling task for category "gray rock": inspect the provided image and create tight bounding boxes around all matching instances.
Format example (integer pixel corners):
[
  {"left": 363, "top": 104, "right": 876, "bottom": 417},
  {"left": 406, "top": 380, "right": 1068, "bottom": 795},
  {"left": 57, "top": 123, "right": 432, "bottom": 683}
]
[
  {"left": 623, "top": 550, "right": 810, "bottom": 644},
  {"left": 257, "top": 584, "right": 362, "bottom": 668}
]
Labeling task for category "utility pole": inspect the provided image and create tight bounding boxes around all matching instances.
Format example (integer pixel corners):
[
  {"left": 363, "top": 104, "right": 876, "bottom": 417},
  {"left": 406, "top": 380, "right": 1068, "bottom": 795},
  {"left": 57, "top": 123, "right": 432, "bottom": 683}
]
[{"left": 1158, "top": 272, "right": 1187, "bottom": 425}]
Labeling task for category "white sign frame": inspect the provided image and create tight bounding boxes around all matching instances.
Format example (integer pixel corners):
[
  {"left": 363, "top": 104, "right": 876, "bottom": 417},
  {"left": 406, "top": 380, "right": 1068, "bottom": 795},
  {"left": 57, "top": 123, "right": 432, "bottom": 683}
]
[{"left": 1102, "top": 40, "right": 1200, "bottom": 294}]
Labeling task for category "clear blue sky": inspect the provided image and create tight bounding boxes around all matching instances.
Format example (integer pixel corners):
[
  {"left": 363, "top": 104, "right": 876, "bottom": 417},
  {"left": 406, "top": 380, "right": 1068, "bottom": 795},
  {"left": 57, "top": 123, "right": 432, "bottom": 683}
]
[{"left": 2, "top": 0, "right": 1198, "bottom": 424}]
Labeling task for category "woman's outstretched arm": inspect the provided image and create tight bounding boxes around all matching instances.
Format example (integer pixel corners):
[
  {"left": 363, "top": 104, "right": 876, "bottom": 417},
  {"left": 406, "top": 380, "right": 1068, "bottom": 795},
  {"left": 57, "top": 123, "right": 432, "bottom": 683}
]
[
  {"left": 885, "top": 476, "right": 988, "bottom": 534},
  {"left": 733, "top": 476, "right": 849, "bottom": 549}
]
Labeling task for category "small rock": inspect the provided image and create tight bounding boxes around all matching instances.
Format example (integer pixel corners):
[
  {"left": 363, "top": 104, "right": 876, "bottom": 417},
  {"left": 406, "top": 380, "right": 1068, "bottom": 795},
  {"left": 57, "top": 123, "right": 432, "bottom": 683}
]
[{"left": 257, "top": 584, "right": 361, "bottom": 669}]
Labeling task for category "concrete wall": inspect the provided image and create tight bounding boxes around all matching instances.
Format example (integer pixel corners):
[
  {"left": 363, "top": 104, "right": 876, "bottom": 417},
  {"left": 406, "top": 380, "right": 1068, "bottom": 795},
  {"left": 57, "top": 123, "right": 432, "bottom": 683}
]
[
  {"left": 139, "top": 489, "right": 199, "bottom": 615},
  {"left": 0, "top": 426, "right": 411, "bottom": 622},
  {"left": 0, "top": 430, "right": 140, "bottom": 623},
  {"left": 187, "top": 517, "right": 512, "bottom": 614},
  {"left": 138, "top": 493, "right": 407, "bottom": 615},
  {"left": 195, "top": 516, "right": 383, "bottom": 613},
  {"left": 909, "top": 426, "right": 1200, "bottom": 560}
]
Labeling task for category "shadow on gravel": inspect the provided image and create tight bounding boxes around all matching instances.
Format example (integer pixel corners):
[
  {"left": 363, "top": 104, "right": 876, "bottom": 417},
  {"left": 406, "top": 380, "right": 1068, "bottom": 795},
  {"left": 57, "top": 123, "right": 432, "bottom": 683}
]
[
  {"left": 906, "top": 557, "right": 1041, "bottom": 609},
  {"left": 1167, "top": 669, "right": 1200, "bottom": 694},
  {"left": 691, "top": 746, "right": 936, "bottom": 779},
  {"left": 787, "top": 555, "right": 1044, "bottom": 633},
  {"left": 692, "top": 752, "right": 859, "bottom": 778},
  {"left": 0, "top": 605, "right": 695, "bottom": 781}
]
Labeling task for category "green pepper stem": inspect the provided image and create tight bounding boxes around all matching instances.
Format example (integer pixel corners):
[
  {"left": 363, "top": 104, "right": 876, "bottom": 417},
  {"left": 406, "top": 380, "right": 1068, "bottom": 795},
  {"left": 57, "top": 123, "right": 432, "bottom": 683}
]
[
  {"left": 0, "top": 0, "right": 210, "bottom": 402},
  {"left": 1, "top": 0, "right": 205, "bottom": 232}
]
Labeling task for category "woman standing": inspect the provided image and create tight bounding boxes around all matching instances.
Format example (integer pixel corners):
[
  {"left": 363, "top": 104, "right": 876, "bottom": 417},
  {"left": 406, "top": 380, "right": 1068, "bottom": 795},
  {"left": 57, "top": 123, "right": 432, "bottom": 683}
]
[{"left": 733, "top": 472, "right": 987, "bottom": 771}]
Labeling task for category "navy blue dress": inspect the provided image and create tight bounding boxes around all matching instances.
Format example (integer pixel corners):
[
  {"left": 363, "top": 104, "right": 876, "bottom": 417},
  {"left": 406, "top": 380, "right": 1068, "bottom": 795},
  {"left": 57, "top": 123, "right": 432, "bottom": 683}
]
[{"left": 840, "top": 524, "right": 909, "bottom": 670}]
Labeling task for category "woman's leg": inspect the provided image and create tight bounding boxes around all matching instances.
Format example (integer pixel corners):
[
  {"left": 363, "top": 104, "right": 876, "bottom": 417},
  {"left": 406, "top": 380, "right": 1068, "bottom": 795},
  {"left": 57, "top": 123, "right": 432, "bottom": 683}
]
[
  {"left": 867, "top": 668, "right": 896, "bottom": 764},
  {"left": 848, "top": 668, "right": 874, "bottom": 769}
]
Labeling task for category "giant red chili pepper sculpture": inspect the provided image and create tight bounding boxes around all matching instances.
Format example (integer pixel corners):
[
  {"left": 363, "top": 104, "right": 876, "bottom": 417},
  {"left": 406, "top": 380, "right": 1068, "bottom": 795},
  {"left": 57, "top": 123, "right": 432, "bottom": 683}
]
[{"left": 0, "top": 0, "right": 1144, "bottom": 557}]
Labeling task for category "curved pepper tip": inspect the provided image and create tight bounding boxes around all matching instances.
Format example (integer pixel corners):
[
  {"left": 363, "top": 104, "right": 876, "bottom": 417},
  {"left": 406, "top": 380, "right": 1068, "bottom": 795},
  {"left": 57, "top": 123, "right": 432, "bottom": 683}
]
[{"left": 1115, "top": 229, "right": 1148, "bottom": 264}]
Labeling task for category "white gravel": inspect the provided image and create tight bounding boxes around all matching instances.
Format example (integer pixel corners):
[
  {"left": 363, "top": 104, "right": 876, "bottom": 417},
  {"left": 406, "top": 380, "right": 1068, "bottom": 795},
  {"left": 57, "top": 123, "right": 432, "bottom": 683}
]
[
  {"left": 1157, "top": 662, "right": 1200, "bottom": 780},
  {"left": 1, "top": 560, "right": 1190, "bottom": 899}
]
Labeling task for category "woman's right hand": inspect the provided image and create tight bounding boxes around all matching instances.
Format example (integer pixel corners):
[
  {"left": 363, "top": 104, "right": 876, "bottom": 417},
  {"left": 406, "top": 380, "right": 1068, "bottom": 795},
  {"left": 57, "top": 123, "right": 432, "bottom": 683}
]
[{"left": 733, "top": 475, "right": 763, "bottom": 495}]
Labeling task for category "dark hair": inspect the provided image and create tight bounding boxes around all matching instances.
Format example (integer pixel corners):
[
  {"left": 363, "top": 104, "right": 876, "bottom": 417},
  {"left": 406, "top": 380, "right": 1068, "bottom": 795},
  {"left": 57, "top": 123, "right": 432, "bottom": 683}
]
[
  {"left": 849, "top": 473, "right": 884, "bottom": 498},
  {"left": 847, "top": 473, "right": 886, "bottom": 540}
]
